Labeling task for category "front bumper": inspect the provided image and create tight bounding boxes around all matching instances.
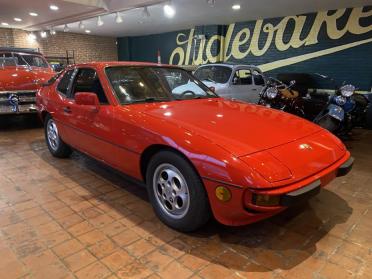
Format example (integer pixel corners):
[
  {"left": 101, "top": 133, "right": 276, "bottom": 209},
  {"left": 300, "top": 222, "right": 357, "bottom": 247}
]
[
  {"left": 0, "top": 90, "right": 37, "bottom": 115},
  {"left": 203, "top": 153, "right": 353, "bottom": 226},
  {"left": 337, "top": 157, "right": 354, "bottom": 177}
]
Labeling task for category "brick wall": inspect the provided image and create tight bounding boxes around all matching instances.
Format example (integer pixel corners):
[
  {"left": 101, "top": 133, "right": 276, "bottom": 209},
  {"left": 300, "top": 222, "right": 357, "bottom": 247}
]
[{"left": 0, "top": 28, "right": 118, "bottom": 63}]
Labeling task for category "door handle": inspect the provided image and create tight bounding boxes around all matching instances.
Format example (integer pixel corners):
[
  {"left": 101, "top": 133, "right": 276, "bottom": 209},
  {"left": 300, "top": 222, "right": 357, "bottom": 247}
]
[{"left": 63, "top": 107, "right": 72, "bottom": 114}]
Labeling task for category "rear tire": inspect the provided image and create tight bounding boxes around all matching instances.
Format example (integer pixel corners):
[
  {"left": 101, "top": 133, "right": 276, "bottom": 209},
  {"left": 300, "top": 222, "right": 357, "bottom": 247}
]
[
  {"left": 44, "top": 115, "right": 72, "bottom": 158},
  {"left": 146, "top": 151, "right": 211, "bottom": 232}
]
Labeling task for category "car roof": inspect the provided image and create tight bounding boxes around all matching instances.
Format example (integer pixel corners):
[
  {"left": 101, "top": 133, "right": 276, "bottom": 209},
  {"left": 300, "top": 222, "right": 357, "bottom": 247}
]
[
  {"left": 66, "top": 61, "right": 182, "bottom": 70},
  {"left": 196, "top": 63, "right": 261, "bottom": 70},
  {"left": 0, "top": 47, "right": 43, "bottom": 56}
]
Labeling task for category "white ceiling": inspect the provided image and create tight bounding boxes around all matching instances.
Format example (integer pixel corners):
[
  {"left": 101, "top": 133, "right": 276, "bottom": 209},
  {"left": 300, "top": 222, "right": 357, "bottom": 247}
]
[{"left": 0, "top": 0, "right": 371, "bottom": 37}]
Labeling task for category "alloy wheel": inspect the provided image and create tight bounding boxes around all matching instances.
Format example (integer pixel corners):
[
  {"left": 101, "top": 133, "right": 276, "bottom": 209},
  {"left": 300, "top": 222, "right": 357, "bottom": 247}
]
[
  {"left": 47, "top": 119, "right": 59, "bottom": 151},
  {"left": 152, "top": 163, "right": 190, "bottom": 219}
]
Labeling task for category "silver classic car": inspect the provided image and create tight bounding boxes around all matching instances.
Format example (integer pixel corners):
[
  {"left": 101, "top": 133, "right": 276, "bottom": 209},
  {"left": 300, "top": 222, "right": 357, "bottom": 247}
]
[{"left": 194, "top": 63, "right": 266, "bottom": 103}]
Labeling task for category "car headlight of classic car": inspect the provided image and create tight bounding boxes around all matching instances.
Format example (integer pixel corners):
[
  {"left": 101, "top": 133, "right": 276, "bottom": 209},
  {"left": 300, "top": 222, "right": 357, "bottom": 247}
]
[
  {"left": 266, "top": 87, "right": 278, "bottom": 99},
  {"left": 340, "top": 84, "right": 355, "bottom": 97}
]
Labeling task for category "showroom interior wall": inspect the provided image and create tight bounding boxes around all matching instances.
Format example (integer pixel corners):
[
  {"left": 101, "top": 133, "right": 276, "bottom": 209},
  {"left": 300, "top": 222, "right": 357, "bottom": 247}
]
[
  {"left": 0, "top": 28, "right": 118, "bottom": 63},
  {"left": 117, "top": 6, "right": 372, "bottom": 91}
]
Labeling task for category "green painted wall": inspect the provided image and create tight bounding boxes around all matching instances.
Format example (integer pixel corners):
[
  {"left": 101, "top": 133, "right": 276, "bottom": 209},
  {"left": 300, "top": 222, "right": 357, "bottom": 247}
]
[{"left": 118, "top": 6, "right": 372, "bottom": 91}]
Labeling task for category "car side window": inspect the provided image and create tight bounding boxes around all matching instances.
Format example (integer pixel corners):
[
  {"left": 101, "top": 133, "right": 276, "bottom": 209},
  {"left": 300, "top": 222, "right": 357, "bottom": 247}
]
[
  {"left": 0, "top": 53, "right": 16, "bottom": 66},
  {"left": 57, "top": 70, "right": 75, "bottom": 96},
  {"left": 233, "top": 69, "right": 252, "bottom": 85},
  {"left": 253, "top": 70, "right": 265, "bottom": 86},
  {"left": 70, "top": 68, "right": 108, "bottom": 104}
]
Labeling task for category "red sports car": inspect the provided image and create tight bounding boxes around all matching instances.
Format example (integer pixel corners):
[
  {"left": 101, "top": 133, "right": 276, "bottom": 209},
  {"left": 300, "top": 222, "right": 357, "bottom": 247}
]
[{"left": 36, "top": 62, "right": 353, "bottom": 232}]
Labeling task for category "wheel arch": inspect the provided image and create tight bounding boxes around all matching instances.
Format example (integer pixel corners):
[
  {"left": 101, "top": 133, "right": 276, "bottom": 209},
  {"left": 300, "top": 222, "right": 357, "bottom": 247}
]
[
  {"left": 40, "top": 110, "right": 50, "bottom": 123},
  {"left": 140, "top": 144, "right": 201, "bottom": 183}
]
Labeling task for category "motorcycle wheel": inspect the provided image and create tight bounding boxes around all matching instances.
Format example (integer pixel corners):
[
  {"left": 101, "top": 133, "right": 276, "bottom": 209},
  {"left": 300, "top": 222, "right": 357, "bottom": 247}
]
[{"left": 317, "top": 115, "right": 340, "bottom": 133}]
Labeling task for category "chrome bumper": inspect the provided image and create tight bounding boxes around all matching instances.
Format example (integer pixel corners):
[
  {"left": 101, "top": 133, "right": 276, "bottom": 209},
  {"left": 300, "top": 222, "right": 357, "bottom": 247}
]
[{"left": 0, "top": 90, "right": 37, "bottom": 115}]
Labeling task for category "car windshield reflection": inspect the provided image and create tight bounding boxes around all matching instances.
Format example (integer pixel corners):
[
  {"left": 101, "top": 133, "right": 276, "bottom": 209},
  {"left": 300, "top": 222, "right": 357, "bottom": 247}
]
[{"left": 105, "top": 66, "right": 217, "bottom": 104}]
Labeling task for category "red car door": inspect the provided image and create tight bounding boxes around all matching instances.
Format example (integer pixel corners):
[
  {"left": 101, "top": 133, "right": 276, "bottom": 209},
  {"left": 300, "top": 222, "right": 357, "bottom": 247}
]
[
  {"left": 62, "top": 67, "right": 115, "bottom": 161},
  {"left": 49, "top": 69, "right": 76, "bottom": 143}
]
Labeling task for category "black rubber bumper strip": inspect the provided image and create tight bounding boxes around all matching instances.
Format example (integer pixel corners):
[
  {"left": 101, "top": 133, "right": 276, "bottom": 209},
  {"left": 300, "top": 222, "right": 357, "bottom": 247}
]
[
  {"left": 337, "top": 157, "right": 354, "bottom": 177},
  {"left": 280, "top": 179, "right": 321, "bottom": 207}
]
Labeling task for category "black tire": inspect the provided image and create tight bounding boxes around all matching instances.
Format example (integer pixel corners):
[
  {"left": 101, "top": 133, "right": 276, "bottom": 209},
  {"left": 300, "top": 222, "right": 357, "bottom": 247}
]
[
  {"left": 44, "top": 114, "right": 72, "bottom": 158},
  {"left": 146, "top": 151, "right": 211, "bottom": 232}
]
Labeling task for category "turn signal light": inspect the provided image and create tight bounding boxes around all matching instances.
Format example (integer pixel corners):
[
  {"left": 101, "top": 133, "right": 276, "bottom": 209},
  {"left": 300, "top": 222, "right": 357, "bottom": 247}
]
[
  {"left": 252, "top": 194, "right": 280, "bottom": 206},
  {"left": 215, "top": 186, "right": 231, "bottom": 202}
]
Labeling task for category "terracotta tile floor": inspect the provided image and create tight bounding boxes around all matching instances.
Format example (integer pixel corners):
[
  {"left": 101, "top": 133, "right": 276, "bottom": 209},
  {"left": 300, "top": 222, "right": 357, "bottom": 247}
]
[{"left": 1, "top": 116, "right": 372, "bottom": 279}]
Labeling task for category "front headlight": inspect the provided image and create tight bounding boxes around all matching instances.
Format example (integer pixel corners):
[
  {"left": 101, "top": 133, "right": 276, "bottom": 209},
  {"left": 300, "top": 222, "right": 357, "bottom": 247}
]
[
  {"left": 335, "top": 95, "right": 346, "bottom": 106},
  {"left": 266, "top": 87, "right": 278, "bottom": 99},
  {"left": 340, "top": 84, "right": 355, "bottom": 97}
]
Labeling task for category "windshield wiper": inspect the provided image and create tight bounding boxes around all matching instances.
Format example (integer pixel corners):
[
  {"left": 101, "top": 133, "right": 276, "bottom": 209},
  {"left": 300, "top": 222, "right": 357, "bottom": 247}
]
[
  {"left": 203, "top": 78, "right": 216, "bottom": 83},
  {"left": 129, "top": 97, "right": 169, "bottom": 104},
  {"left": 174, "top": 96, "right": 204, "bottom": 101}
]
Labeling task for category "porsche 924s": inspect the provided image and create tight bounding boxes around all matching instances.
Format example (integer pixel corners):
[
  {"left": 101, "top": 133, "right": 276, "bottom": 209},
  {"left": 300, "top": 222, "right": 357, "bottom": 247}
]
[{"left": 36, "top": 62, "right": 353, "bottom": 232}]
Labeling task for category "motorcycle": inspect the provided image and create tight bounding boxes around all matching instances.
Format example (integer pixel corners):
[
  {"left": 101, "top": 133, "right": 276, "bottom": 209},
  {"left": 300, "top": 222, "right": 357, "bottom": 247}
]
[
  {"left": 258, "top": 77, "right": 305, "bottom": 117},
  {"left": 308, "top": 84, "right": 356, "bottom": 133},
  {"left": 259, "top": 75, "right": 366, "bottom": 135}
]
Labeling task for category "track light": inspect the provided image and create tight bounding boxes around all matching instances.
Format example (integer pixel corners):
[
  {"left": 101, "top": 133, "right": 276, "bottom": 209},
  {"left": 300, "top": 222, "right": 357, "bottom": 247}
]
[
  {"left": 142, "top": 7, "right": 150, "bottom": 18},
  {"left": 97, "top": 16, "right": 104, "bottom": 26},
  {"left": 163, "top": 1, "right": 175, "bottom": 18},
  {"left": 27, "top": 32, "right": 36, "bottom": 42},
  {"left": 50, "top": 28, "right": 56, "bottom": 35},
  {"left": 207, "top": 0, "right": 216, "bottom": 7},
  {"left": 40, "top": 31, "right": 47, "bottom": 38},
  {"left": 63, "top": 24, "right": 69, "bottom": 32},
  {"left": 115, "top": 12, "right": 123, "bottom": 23},
  {"left": 78, "top": 21, "right": 85, "bottom": 29}
]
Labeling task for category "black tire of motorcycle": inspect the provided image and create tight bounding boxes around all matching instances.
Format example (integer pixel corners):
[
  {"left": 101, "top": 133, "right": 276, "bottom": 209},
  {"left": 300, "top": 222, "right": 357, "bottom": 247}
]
[{"left": 317, "top": 115, "right": 340, "bottom": 133}]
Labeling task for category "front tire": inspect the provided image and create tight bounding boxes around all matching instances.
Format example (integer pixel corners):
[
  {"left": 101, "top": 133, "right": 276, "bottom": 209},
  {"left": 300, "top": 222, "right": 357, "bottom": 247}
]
[
  {"left": 44, "top": 115, "right": 72, "bottom": 158},
  {"left": 146, "top": 151, "right": 211, "bottom": 232}
]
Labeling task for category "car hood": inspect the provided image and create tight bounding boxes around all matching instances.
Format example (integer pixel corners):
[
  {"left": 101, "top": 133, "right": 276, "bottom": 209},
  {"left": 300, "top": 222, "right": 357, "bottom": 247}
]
[
  {"left": 140, "top": 98, "right": 322, "bottom": 157},
  {"left": 0, "top": 67, "right": 54, "bottom": 91},
  {"left": 201, "top": 81, "right": 226, "bottom": 91}
]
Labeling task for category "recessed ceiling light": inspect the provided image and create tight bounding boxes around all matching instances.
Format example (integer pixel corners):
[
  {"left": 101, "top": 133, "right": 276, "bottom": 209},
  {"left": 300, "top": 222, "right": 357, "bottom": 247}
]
[
  {"left": 163, "top": 2, "right": 175, "bottom": 18},
  {"left": 50, "top": 5, "right": 59, "bottom": 11},
  {"left": 232, "top": 4, "right": 241, "bottom": 10},
  {"left": 29, "top": 12, "right": 38, "bottom": 16},
  {"left": 1, "top": 22, "right": 9, "bottom": 26},
  {"left": 85, "top": 30, "right": 91, "bottom": 33},
  {"left": 14, "top": 18, "right": 22, "bottom": 22}
]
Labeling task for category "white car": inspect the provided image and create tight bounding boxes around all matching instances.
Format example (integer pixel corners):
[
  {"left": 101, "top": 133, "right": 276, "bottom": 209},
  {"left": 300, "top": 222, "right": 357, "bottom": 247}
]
[{"left": 194, "top": 63, "right": 266, "bottom": 103}]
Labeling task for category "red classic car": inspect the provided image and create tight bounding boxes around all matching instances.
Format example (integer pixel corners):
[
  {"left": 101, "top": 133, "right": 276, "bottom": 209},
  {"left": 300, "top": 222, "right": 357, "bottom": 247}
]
[
  {"left": 36, "top": 62, "right": 353, "bottom": 232},
  {"left": 0, "top": 47, "right": 55, "bottom": 114}
]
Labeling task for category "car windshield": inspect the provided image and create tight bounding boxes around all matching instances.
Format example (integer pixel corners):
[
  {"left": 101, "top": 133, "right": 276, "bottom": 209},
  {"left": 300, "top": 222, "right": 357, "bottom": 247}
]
[
  {"left": 14, "top": 53, "right": 49, "bottom": 68},
  {"left": 194, "top": 65, "right": 232, "bottom": 84},
  {"left": 105, "top": 66, "right": 217, "bottom": 104}
]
